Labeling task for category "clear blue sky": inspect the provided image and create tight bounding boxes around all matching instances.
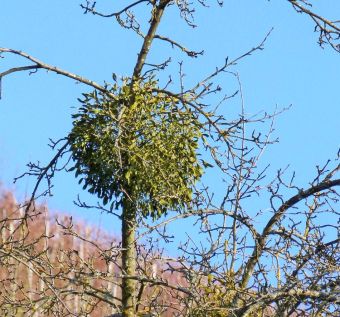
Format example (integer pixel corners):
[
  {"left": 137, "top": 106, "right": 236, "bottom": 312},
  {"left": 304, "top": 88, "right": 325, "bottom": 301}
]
[{"left": 0, "top": 1, "right": 339, "bottom": 240}]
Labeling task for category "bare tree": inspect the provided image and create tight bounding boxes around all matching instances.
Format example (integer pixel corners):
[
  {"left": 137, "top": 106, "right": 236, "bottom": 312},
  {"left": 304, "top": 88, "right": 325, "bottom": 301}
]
[{"left": 0, "top": 1, "right": 339, "bottom": 316}]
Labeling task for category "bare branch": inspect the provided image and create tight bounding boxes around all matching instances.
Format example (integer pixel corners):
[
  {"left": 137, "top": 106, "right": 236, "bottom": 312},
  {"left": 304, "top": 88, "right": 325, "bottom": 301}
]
[
  {"left": 289, "top": 0, "right": 340, "bottom": 52},
  {"left": 81, "top": 0, "right": 149, "bottom": 18},
  {"left": 154, "top": 34, "right": 204, "bottom": 57},
  {"left": 188, "top": 28, "right": 273, "bottom": 94},
  {"left": 240, "top": 171, "right": 340, "bottom": 289},
  {"left": 132, "top": 0, "right": 172, "bottom": 80},
  {"left": 15, "top": 140, "right": 69, "bottom": 215},
  {"left": 0, "top": 48, "right": 114, "bottom": 98}
]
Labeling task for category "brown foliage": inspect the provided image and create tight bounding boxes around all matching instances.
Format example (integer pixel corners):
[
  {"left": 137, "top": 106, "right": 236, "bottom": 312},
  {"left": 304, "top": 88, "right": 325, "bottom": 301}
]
[{"left": 0, "top": 189, "right": 189, "bottom": 316}]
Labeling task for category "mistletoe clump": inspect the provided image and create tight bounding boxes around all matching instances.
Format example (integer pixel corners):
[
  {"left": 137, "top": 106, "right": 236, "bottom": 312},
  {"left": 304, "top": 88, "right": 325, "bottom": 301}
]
[{"left": 68, "top": 78, "right": 203, "bottom": 219}]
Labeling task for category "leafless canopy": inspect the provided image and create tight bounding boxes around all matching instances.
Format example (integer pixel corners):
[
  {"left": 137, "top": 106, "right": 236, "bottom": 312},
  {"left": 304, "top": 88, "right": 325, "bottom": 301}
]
[{"left": 0, "top": 1, "right": 339, "bottom": 316}]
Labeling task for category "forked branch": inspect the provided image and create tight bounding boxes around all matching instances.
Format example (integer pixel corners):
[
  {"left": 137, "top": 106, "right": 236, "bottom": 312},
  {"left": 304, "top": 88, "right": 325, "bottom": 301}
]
[
  {"left": 240, "top": 167, "right": 340, "bottom": 289},
  {"left": 289, "top": 0, "right": 340, "bottom": 52}
]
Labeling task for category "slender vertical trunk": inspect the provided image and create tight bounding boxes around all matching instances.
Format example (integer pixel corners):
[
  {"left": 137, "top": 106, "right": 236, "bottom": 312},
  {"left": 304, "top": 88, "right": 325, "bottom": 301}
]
[
  {"left": 120, "top": 3, "right": 170, "bottom": 315},
  {"left": 121, "top": 198, "right": 137, "bottom": 317},
  {"left": 131, "top": 0, "right": 169, "bottom": 80}
]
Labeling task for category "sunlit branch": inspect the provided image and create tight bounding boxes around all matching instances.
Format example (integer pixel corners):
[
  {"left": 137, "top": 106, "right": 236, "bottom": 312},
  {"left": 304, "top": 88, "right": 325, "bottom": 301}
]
[
  {"left": 289, "top": 0, "right": 340, "bottom": 52},
  {"left": 154, "top": 34, "right": 204, "bottom": 57},
  {"left": 240, "top": 172, "right": 340, "bottom": 289},
  {"left": 132, "top": 0, "right": 172, "bottom": 80},
  {"left": 188, "top": 28, "right": 273, "bottom": 94},
  {"left": 0, "top": 248, "right": 74, "bottom": 316},
  {"left": 0, "top": 48, "right": 114, "bottom": 98},
  {"left": 80, "top": 0, "right": 149, "bottom": 18}
]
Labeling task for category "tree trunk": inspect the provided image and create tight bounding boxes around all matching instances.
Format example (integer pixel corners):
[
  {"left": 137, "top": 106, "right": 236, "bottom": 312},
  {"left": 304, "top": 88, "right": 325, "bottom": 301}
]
[{"left": 121, "top": 198, "right": 137, "bottom": 317}]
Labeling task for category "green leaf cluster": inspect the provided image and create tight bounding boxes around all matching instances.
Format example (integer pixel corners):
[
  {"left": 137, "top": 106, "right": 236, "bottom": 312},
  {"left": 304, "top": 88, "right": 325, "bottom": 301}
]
[{"left": 68, "top": 79, "right": 203, "bottom": 219}]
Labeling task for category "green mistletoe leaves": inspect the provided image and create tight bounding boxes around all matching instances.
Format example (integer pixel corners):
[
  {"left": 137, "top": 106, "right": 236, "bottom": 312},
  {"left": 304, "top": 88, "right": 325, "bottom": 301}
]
[{"left": 68, "top": 79, "right": 203, "bottom": 219}]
